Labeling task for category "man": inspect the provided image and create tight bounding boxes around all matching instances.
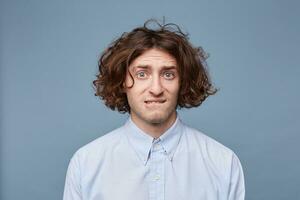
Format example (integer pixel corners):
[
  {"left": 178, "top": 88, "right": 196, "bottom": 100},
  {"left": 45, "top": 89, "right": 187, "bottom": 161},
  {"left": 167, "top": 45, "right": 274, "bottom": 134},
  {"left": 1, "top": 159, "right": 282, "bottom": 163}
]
[{"left": 63, "top": 19, "right": 245, "bottom": 200}]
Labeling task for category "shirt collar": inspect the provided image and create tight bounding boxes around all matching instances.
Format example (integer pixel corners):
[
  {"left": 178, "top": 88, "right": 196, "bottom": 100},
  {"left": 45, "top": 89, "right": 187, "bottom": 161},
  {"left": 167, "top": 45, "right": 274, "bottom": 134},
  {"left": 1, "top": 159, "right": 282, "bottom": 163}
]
[{"left": 124, "top": 114, "right": 183, "bottom": 165}]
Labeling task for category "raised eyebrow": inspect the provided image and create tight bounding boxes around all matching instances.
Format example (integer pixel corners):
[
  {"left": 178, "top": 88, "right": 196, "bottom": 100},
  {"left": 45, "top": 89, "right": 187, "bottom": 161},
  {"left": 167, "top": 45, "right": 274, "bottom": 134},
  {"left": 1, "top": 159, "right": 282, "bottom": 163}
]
[
  {"left": 162, "top": 66, "right": 177, "bottom": 71},
  {"left": 162, "top": 66, "right": 177, "bottom": 70},
  {"left": 132, "top": 65, "right": 178, "bottom": 71},
  {"left": 132, "top": 65, "right": 150, "bottom": 71}
]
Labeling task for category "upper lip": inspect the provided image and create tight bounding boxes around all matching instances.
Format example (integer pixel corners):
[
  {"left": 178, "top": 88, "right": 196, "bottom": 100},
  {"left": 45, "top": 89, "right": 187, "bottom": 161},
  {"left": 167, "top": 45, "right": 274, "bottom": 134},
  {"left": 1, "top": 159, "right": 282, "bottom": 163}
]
[{"left": 145, "top": 99, "right": 166, "bottom": 103}]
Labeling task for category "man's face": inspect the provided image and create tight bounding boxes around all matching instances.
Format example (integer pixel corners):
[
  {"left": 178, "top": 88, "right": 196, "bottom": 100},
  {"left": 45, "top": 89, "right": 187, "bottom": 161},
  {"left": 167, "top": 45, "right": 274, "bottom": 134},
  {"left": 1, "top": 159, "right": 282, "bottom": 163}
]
[{"left": 124, "top": 48, "right": 180, "bottom": 128}]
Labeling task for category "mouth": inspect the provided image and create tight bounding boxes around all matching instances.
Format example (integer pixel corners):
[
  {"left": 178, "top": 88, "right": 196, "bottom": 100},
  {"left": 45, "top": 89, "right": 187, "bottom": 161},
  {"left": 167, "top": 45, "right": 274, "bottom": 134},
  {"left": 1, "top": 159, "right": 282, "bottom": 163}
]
[{"left": 144, "top": 99, "right": 167, "bottom": 104}]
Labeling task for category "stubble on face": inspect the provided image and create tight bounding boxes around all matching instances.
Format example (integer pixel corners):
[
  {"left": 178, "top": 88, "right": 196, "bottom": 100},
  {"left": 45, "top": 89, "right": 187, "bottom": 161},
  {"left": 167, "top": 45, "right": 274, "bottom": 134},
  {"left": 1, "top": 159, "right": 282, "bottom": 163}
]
[{"left": 124, "top": 49, "right": 180, "bottom": 135}]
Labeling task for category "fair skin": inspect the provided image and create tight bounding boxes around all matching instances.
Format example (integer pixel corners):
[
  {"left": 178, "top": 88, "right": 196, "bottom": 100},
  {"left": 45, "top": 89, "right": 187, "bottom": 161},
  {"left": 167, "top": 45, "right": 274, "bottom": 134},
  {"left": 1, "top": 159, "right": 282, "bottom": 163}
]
[{"left": 124, "top": 48, "right": 180, "bottom": 138}]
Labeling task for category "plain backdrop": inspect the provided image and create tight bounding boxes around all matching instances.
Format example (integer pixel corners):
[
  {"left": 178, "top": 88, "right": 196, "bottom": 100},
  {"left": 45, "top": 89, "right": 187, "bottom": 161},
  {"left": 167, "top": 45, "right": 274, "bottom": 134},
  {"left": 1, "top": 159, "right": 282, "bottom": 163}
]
[{"left": 1, "top": 0, "right": 299, "bottom": 199}]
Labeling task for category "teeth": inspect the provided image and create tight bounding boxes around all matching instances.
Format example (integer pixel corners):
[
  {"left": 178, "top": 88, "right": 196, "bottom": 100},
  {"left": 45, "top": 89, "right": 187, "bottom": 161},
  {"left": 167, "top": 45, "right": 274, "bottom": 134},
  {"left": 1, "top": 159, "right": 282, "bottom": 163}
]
[{"left": 146, "top": 101, "right": 164, "bottom": 104}]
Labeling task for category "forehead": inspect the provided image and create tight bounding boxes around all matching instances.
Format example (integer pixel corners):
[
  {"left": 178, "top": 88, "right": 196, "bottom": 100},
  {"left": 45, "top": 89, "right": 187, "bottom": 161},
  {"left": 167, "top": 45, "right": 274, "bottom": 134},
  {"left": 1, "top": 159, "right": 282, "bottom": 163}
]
[{"left": 129, "top": 49, "right": 177, "bottom": 69}]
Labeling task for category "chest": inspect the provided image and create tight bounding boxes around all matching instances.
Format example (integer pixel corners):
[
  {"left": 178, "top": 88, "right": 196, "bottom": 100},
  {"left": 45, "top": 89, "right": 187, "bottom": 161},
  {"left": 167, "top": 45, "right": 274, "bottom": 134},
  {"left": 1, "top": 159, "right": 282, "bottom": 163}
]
[{"left": 81, "top": 149, "right": 227, "bottom": 200}]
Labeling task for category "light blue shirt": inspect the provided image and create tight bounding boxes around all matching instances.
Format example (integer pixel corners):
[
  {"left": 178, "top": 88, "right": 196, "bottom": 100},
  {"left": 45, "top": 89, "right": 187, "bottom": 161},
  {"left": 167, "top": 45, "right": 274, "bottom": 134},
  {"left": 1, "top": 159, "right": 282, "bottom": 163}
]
[{"left": 63, "top": 116, "right": 245, "bottom": 200}]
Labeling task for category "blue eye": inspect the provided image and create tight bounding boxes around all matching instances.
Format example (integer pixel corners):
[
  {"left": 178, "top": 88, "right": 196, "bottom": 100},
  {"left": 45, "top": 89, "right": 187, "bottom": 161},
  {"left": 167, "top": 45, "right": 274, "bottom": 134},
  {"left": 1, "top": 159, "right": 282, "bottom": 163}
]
[
  {"left": 163, "top": 72, "right": 175, "bottom": 79},
  {"left": 136, "top": 71, "right": 147, "bottom": 79}
]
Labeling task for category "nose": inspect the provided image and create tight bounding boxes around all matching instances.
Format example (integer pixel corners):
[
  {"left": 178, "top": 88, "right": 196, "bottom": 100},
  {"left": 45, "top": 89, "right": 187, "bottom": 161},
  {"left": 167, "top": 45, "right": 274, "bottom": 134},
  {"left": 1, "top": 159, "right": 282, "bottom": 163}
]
[{"left": 149, "top": 75, "right": 163, "bottom": 96}]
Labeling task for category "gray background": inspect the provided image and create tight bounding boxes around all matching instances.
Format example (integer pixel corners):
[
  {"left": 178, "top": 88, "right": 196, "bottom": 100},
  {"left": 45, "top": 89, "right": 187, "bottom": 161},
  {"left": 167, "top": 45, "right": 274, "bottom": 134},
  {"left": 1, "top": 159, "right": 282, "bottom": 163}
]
[{"left": 1, "top": 0, "right": 299, "bottom": 199}]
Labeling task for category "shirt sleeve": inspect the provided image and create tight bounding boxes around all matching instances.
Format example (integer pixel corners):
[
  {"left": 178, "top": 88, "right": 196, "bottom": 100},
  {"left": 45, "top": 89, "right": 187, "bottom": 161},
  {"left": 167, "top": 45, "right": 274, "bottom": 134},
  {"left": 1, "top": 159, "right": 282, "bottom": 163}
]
[
  {"left": 228, "top": 153, "right": 245, "bottom": 200},
  {"left": 63, "top": 152, "right": 83, "bottom": 200}
]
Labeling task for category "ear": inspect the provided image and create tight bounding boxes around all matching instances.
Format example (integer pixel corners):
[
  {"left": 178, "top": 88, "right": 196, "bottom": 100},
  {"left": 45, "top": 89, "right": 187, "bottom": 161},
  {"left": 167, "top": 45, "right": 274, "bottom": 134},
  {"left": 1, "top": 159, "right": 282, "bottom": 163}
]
[
  {"left": 123, "top": 72, "right": 134, "bottom": 89},
  {"left": 121, "top": 82, "right": 127, "bottom": 93}
]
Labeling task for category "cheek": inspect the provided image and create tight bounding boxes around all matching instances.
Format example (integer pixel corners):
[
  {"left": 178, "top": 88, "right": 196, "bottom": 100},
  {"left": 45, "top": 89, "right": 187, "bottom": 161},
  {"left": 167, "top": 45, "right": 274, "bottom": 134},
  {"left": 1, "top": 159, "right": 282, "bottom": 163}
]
[
  {"left": 125, "top": 91, "right": 136, "bottom": 108},
  {"left": 164, "top": 80, "right": 180, "bottom": 93}
]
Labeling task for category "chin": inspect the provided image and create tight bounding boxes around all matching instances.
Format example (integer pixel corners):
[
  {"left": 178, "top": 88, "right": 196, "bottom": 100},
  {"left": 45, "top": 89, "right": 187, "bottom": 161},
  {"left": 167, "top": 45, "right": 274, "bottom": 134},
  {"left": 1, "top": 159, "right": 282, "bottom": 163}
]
[
  {"left": 146, "top": 112, "right": 171, "bottom": 125},
  {"left": 147, "top": 117, "right": 165, "bottom": 125}
]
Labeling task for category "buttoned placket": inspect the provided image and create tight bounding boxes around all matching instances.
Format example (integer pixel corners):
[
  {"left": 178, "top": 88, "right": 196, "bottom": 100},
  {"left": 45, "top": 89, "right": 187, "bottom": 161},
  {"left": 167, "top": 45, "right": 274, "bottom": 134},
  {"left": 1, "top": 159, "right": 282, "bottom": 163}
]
[{"left": 148, "top": 138, "right": 167, "bottom": 200}]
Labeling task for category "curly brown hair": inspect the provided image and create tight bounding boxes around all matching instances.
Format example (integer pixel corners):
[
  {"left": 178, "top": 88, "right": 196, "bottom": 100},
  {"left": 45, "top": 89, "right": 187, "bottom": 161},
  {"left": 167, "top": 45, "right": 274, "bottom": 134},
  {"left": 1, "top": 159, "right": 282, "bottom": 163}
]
[{"left": 93, "top": 19, "right": 217, "bottom": 113}]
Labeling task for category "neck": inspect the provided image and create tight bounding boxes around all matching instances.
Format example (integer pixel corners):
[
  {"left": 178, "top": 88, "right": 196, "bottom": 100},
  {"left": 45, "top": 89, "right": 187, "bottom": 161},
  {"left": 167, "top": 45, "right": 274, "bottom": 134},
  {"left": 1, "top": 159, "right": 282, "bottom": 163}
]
[{"left": 130, "top": 112, "right": 177, "bottom": 139}]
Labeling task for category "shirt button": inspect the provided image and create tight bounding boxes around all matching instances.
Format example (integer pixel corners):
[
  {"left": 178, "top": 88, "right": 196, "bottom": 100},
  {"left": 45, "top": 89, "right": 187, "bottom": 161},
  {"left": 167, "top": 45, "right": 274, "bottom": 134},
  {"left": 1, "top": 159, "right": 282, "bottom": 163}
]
[
  {"left": 153, "top": 175, "right": 160, "bottom": 181},
  {"left": 153, "top": 144, "right": 159, "bottom": 150}
]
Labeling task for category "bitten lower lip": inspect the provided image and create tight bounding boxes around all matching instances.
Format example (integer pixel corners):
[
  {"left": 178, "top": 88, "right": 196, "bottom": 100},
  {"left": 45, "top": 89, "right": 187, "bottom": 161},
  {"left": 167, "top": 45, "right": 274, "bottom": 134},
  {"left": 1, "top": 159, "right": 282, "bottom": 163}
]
[{"left": 144, "top": 100, "right": 166, "bottom": 104}]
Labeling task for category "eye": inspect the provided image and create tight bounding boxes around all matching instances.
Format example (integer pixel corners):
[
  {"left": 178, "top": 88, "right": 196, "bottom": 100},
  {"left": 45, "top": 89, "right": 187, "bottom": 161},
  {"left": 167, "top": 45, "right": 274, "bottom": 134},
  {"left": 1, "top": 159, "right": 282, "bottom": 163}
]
[
  {"left": 136, "top": 71, "right": 148, "bottom": 79},
  {"left": 163, "top": 71, "right": 175, "bottom": 80}
]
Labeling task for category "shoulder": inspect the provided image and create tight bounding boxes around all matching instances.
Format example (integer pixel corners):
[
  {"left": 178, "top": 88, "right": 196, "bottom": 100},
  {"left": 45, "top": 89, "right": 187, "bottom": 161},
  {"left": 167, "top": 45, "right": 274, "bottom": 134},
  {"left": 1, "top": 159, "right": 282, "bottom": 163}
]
[
  {"left": 182, "top": 124, "right": 238, "bottom": 172},
  {"left": 183, "top": 125, "right": 234, "bottom": 154},
  {"left": 181, "top": 124, "right": 245, "bottom": 196},
  {"left": 71, "top": 126, "right": 125, "bottom": 163}
]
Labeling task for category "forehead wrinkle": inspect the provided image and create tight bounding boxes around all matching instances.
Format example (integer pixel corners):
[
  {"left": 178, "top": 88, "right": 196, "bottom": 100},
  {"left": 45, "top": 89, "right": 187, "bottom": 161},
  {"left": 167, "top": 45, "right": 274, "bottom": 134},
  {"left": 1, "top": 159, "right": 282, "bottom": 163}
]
[
  {"left": 138, "top": 57, "right": 176, "bottom": 64},
  {"left": 132, "top": 59, "right": 177, "bottom": 68},
  {"left": 129, "top": 49, "right": 178, "bottom": 70}
]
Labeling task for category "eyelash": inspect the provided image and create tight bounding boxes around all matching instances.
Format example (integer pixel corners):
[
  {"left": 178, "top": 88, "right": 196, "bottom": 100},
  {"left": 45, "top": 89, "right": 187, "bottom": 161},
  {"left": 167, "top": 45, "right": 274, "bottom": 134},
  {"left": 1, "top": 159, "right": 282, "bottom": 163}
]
[
  {"left": 136, "top": 71, "right": 148, "bottom": 79},
  {"left": 163, "top": 72, "right": 175, "bottom": 79}
]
